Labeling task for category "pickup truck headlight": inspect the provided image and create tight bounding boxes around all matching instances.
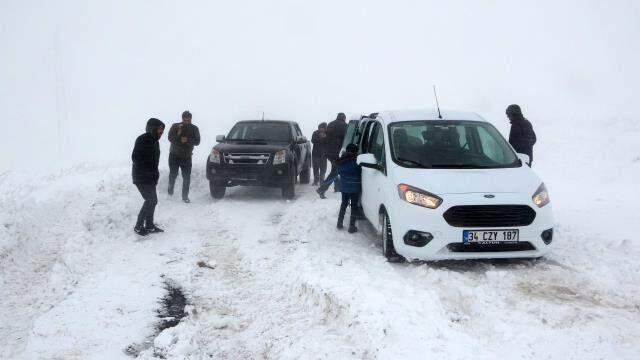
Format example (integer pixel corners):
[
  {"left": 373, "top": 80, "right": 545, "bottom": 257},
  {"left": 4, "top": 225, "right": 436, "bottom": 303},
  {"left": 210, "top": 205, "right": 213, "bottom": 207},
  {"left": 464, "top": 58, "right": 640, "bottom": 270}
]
[
  {"left": 532, "top": 183, "right": 550, "bottom": 208},
  {"left": 398, "top": 184, "right": 442, "bottom": 209},
  {"left": 210, "top": 149, "right": 221, "bottom": 164},
  {"left": 273, "top": 150, "right": 287, "bottom": 165}
]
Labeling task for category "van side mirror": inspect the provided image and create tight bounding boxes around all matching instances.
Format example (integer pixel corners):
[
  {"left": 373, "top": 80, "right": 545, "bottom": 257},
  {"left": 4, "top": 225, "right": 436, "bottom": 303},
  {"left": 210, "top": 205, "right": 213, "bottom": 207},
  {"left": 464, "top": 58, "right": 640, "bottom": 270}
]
[
  {"left": 517, "top": 153, "right": 530, "bottom": 166},
  {"left": 216, "top": 135, "right": 226, "bottom": 142},
  {"left": 295, "top": 135, "right": 307, "bottom": 144},
  {"left": 357, "top": 153, "right": 382, "bottom": 171}
]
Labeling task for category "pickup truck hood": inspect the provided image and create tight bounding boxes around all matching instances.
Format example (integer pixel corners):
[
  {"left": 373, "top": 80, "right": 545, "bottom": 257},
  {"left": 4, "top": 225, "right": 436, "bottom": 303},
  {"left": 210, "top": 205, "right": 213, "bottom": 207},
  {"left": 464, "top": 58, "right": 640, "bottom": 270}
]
[
  {"left": 390, "top": 165, "right": 542, "bottom": 195},
  {"left": 214, "top": 142, "right": 289, "bottom": 153}
]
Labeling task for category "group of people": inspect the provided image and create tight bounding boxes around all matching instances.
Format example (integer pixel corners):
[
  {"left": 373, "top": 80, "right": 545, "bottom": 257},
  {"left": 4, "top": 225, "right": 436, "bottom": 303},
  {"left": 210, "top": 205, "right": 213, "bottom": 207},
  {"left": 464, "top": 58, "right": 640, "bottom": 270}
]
[
  {"left": 130, "top": 105, "right": 537, "bottom": 236},
  {"left": 131, "top": 111, "right": 200, "bottom": 236},
  {"left": 310, "top": 112, "right": 361, "bottom": 233}
]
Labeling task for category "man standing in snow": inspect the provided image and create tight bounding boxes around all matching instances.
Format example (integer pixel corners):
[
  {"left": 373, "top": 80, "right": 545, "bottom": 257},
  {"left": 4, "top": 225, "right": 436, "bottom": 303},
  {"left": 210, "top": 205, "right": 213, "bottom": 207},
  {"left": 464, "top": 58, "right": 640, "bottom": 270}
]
[
  {"left": 167, "top": 110, "right": 200, "bottom": 203},
  {"left": 506, "top": 104, "right": 537, "bottom": 166},
  {"left": 316, "top": 113, "right": 348, "bottom": 198},
  {"left": 132, "top": 118, "right": 166, "bottom": 236},
  {"left": 311, "top": 122, "right": 328, "bottom": 185}
]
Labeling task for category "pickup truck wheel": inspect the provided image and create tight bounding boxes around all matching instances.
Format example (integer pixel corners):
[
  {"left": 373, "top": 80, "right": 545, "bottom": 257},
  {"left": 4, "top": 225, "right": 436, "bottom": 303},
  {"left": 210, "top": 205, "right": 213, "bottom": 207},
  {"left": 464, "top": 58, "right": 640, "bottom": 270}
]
[
  {"left": 382, "top": 212, "right": 405, "bottom": 263},
  {"left": 281, "top": 169, "right": 296, "bottom": 199},
  {"left": 209, "top": 180, "right": 226, "bottom": 199},
  {"left": 299, "top": 162, "right": 311, "bottom": 184}
]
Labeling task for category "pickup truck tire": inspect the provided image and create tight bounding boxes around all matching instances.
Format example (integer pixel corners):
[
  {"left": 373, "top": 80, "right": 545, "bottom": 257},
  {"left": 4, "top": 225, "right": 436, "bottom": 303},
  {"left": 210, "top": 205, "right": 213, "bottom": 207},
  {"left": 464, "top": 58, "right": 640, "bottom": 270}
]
[
  {"left": 299, "top": 159, "right": 311, "bottom": 184},
  {"left": 281, "top": 168, "right": 296, "bottom": 199},
  {"left": 209, "top": 180, "right": 226, "bottom": 199}
]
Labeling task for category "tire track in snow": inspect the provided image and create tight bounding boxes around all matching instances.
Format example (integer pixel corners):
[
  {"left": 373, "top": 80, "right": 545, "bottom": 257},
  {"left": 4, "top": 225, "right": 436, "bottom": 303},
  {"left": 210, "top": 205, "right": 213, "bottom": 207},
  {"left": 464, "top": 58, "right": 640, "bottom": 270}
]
[{"left": 143, "top": 186, "right": 375, "bottom": 359}]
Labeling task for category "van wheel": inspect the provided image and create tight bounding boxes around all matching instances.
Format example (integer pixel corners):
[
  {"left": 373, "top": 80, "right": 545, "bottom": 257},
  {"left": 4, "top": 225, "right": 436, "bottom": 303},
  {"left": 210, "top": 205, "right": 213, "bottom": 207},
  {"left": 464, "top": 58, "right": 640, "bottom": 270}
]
[
  {"left": 382, "top": 212, "right": 405, "bottom": 263},
  {"left": 209, "top": 180, "right": 226, "bottom": 199},
  {"left": 282, "top": 169, "right": 296, "bottom": 199}
]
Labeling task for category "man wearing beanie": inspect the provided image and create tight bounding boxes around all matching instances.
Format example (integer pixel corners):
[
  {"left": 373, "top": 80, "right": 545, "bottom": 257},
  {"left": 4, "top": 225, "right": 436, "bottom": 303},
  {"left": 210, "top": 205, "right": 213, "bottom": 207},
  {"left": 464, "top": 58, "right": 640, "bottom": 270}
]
[
  {"left": 506, "top": 104, "right": 537, "bottom": 166},
  {"left": 167, "top": 110, "right": 200, "bottom": 203},
  {"left": 132, "top": 118, "right": 166, "bottom": 236}
]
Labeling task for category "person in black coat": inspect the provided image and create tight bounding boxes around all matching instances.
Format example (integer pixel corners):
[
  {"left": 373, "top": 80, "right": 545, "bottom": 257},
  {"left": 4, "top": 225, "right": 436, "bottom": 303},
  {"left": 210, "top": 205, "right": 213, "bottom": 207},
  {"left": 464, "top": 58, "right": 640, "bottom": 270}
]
[
  {"left": 316, "top": 113, "right": 348, "bottom": 197},
  {"left": 311, "top": 122, "right": 328, "bottom": 185},
  {"left": 506, "top": 104, "right": 537, "bottom": 166},
  {"left": 132, "top": 118, "right": 165, "bottom": 236},
  {"left": 167, "top": 110, "right": 200, "bottom": 203}
]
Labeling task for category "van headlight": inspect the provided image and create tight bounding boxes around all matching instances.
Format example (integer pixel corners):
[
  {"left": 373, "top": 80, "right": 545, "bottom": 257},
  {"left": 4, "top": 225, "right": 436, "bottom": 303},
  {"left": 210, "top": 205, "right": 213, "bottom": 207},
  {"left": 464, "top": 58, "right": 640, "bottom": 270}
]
[
  {"left": 398, "top": 184, "right": 442, "bottom": 209},
  {"left": 210, "top": 149, "right": 221, "bottom": 164},
  {"left": 273, "top": 150, "right": 287, "bottom": 165},
  {"left": 532, "top": 183, "right": 550, "bottom": 208}
]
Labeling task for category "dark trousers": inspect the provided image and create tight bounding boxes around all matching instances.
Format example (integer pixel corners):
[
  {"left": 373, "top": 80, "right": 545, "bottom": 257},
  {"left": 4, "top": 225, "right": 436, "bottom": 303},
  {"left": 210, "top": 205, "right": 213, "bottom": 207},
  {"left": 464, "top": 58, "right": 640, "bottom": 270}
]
[
  {"left": 136, "top": 183, "right": 158, "bottom": 228},
  {"left": 338, "top": 192, "right": 359, "bottom": 227},
  {"left": 318, "top": 158, "right": 340, "bottom": 193},
  {"left": 168, "top": 154, "right": 192, "bottom": 199},
  {"left": 312, "top": 155, "right": 327, "bottom": 184}
]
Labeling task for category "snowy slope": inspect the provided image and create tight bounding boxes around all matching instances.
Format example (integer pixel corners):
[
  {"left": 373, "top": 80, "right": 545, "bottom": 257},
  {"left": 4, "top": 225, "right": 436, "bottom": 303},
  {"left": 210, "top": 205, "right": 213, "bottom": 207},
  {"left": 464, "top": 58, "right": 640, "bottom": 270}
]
[{"left": 1, "top": 118, "right": 639, "bottom": 359}]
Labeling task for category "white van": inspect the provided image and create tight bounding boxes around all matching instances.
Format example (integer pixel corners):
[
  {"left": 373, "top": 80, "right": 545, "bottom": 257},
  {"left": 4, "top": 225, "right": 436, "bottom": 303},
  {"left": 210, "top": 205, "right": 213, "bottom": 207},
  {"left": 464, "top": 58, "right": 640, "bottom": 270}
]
[{"left": 354, "top": 109, "right": 553, "bottom": 262}]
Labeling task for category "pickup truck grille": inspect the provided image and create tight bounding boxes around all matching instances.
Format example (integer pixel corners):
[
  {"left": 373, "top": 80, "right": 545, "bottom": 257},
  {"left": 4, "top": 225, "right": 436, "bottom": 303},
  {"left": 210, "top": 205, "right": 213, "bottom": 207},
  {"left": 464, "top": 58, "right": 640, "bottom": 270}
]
[{"left": 223, "top": 153, "right": 271, "bottom": 165}]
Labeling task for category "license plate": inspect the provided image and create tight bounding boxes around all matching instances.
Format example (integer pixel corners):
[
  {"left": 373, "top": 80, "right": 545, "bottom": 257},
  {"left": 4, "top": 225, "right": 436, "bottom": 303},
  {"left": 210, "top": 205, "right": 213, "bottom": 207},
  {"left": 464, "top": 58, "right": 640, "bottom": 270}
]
[{"left": 463, "top": 229, "right": 519, "bottom": 244}]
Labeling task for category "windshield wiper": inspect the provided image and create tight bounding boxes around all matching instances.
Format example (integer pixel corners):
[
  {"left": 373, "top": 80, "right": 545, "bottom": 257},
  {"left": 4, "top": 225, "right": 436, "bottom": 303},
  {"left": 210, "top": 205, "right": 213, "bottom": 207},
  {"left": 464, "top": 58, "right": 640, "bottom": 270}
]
[
  {"left": 396, "top": 157, "right": 431, "bottom": 168},
  {"left": 429, "top": 164, "right": 493, "bottom": 169}
]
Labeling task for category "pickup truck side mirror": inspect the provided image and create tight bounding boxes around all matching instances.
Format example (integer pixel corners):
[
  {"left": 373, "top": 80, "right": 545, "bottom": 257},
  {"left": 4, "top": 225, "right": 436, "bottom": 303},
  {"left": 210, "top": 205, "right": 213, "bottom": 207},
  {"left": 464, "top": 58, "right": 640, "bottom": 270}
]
[
  {"left": 295, "top": 135, "right": 307, "bottom": 144},
  {"left": 357, "top": 153, "right": 383, "bottom": 171},
  {"left": 216, "top": 135, "right": 226, "bottom": 142}
]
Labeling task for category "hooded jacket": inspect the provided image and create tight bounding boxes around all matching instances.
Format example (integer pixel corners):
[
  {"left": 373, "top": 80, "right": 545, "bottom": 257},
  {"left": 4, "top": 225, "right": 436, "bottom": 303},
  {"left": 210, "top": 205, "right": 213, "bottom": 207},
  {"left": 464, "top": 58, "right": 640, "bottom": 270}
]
[
  {"left": 132, "top": 118, "right": 165, "bottom": 185},
  {"left": 311, "top": 128, "right": 328, "bottom": 158},
  {"left": 508, "top": 115, "right": 537, "bottom": 160},
  {"left": 336, "top": 152, "right": 361, "bottom": 194},
  {"left": 168, "top": 122, "right": 201, "bottom": 158},
  {"left": 325, "top": 119, "right": 348, "bottom": 160}
]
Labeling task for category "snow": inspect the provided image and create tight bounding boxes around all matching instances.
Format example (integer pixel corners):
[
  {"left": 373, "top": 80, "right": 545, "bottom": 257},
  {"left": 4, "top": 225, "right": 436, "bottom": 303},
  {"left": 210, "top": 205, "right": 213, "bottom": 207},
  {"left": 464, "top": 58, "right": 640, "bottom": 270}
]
[{"left": 1, "top": 117, "right": 639, "bottom": 359}]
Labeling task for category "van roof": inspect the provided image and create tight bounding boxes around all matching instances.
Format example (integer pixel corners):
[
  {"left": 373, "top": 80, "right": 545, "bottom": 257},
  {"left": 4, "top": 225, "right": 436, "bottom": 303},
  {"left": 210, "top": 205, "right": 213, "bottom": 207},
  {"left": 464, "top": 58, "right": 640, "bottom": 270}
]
[{"left": 377, "top": 108, "right": 485, "bottom": 123}]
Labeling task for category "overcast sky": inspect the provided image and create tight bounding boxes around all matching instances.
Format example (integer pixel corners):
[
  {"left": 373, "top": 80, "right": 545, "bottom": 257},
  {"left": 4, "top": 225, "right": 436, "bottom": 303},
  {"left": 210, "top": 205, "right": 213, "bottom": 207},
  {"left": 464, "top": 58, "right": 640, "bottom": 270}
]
[{"left": 1, "top": 0, "right": 639, "bottom": 171}]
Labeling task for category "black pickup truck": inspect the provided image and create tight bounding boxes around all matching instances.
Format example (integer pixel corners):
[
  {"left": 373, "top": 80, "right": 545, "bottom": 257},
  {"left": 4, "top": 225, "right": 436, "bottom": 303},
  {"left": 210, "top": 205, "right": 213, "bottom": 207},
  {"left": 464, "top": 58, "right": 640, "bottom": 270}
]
[{"left": 206, "top": 120, "right": 311, "bottom": 199}]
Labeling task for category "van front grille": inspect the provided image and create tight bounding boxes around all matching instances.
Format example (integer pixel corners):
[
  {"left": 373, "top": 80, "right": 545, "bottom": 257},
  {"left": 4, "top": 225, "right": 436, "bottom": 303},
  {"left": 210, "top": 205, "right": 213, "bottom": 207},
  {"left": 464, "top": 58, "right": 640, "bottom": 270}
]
[{"left": 443, "top": 205, "right": 536, "bottom": 227}]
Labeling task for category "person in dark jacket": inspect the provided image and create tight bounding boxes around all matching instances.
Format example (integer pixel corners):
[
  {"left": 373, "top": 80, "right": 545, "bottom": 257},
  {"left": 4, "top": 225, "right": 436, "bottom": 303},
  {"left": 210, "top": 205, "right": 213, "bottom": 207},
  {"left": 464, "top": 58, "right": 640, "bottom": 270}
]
[
  {"left": 334, "top": 144, "right": 361, "bottom": 233},
  {"left": 506, "top": 104, "right": 537, "bottom": 166},
  {"left": 311, "top": 122, "right": 328, "bottom": 185},
  {"left": 132, "top": 118, "right": 165, "bottom": 236},
  {"left": 167, "top": 110, "right": 201, "bottom": 203},
  {"left": 316, "top": 113, "right": 348, "bottom": 197}
]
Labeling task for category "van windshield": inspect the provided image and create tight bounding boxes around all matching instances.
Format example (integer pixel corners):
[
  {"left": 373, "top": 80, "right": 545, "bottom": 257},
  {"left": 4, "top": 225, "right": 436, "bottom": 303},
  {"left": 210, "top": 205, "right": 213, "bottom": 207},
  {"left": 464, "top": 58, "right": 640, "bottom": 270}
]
[
  {"left": 227, "top": 122, "right": 291, "bottom": 143},
  {"left": 388, "top": 121, "right": 520, "bottom": 169}
]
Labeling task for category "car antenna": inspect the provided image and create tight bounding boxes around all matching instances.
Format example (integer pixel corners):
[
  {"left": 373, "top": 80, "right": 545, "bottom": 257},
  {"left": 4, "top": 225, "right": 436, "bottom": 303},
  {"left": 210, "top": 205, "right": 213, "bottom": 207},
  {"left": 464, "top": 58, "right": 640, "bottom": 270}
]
[{"left": 433, "top": 85, "right": 443, "bottom": 119}]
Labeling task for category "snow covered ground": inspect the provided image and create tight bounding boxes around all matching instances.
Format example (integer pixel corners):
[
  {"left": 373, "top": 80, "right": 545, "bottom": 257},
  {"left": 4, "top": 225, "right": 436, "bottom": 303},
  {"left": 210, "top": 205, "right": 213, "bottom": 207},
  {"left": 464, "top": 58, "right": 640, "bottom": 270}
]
[{"left": 1, "top": 118, "right": 639, "bottom": 359}]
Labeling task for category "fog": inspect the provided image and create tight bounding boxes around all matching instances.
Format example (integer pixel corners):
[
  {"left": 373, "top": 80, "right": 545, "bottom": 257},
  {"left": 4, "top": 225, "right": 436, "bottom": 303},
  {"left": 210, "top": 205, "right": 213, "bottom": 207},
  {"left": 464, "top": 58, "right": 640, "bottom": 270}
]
[{"left": 1, "top": 0, "right": 639, "bottom": 171}]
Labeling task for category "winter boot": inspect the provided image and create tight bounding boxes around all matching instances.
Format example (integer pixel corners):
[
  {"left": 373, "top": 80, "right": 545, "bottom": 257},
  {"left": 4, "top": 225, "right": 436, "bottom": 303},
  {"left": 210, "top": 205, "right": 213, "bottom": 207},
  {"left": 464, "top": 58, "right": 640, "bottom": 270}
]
[
  {"left": 183, "top": 198, "right": 191, "bottom": 204},
  {"left": 145, "top": 224, "right": 165, "bottom": 233},
  {"left": 316, "top": 188, "right": 326, "bottom": 199},
  {"left": 134, "top": 225, "right": 149, "bottom": 236},
  {"left": 337, "top": 222, "right": 344, "bottom": 230},
  {"left": 348, "top": 225, "right": 358, "bottom": 233}
]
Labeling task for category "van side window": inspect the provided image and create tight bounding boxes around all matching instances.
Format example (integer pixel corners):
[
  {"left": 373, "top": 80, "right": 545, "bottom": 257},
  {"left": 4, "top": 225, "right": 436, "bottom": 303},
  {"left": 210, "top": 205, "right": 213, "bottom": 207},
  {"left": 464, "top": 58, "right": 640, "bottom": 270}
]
[
  {"left": 369, "top": 122, "right": 385, "bottom": 165},
  {"left": 360, "top": 122, "right": 375, "bottom": 153}
]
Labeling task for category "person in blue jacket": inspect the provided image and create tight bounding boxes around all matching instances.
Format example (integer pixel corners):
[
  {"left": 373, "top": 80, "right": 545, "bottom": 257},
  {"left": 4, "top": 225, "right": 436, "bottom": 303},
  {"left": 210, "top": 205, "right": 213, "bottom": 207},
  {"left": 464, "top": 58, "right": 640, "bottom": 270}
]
[{"left": 332, "top": 143, "right": 361, "bottom": 233}]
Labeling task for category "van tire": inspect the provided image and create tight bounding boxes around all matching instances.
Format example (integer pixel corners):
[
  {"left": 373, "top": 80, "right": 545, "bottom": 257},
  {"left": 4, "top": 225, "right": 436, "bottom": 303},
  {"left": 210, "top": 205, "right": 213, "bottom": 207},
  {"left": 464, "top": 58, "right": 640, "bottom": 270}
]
[{"left": 382, "top": 212, "right": 405, "bottom": 263}]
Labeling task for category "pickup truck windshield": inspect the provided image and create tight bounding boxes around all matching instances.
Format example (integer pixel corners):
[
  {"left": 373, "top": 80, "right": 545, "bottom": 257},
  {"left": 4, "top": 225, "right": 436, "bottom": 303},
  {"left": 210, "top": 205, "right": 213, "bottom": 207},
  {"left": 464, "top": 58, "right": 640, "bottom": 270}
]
[
  {"left": 389, "top": 121, "right": 519, "bottom": 169},
  {"left": 227, "top": 122, "right": 291, "bottom": 143}
]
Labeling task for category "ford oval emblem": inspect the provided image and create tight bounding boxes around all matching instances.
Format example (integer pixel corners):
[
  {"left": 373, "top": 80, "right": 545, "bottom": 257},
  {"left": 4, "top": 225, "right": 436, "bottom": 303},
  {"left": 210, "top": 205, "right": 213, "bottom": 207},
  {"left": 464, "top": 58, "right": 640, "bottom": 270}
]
[{"left": 484, "top": 194, "right": 495, "bottom": 198}]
